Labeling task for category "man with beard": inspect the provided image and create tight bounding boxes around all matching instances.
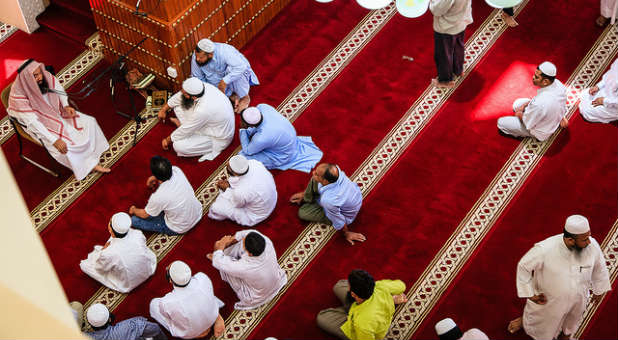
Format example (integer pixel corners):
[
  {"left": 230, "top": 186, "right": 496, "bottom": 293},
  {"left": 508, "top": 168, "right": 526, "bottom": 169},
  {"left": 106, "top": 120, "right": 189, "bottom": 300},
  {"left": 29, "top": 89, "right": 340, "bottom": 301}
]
[
  {"left": 157, "top": 77, "right": 234, "bottom": 162},
  {"left": 191, "top": 38, "right": 259, "bottom": 113},
  {"left": 7, "top": 59, "right": 110, "bottom": 179},
  {"left": 507, "top": 215, "right": 611, "bottom": 340}
]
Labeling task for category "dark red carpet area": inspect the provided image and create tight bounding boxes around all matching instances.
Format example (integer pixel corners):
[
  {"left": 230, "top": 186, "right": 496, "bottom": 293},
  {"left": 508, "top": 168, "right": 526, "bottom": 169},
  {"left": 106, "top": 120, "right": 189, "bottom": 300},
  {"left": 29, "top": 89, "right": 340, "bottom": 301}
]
[{"left": 581, "top": 283, "right": 618, "bottom": 340}]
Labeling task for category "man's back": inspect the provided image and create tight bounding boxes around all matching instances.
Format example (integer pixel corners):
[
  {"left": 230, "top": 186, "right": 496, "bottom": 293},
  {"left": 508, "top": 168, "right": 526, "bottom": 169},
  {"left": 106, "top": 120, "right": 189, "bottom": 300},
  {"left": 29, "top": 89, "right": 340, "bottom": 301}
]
[
  {"left": 523, "top": 80, "right": 567, "bottom": 141},
  {"left": 319, "top": 168, "right": 363, "bottom": 228},
  {"left": 250, "top": 104, "right": 297, "bottom": 157},
  {"left": 229, "top": 160, "right": 277, "bottom": 215}
]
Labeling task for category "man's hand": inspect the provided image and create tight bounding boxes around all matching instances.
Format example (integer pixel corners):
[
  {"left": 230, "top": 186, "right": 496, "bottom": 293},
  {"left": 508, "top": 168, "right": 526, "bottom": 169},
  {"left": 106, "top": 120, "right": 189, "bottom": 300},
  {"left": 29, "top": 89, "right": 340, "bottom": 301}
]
[
  {"left": 289, "top": 191, "right": 304, "bottom": 205},
  {"left": 560, "top": 117, "right": 569, "bottom": 128},
  {"left": 514, "top": 111, "right": 524, "bottom": 119},
  {"left": 147, "top": 176, "right": 159, "bottom": 190},
  {"left": 529, "top": 293, "right": 547, "bottom": 305},
  {"left": 217, "top": 79, "right": 227, "bottom": 93},
  {"left": 591, "top": 293, "right": 605, "bottom": 304},
  {"left": 162, "top": 136, "right": 172, "bottom": 151},
  {"left": 157, "top": 106, "right": 169, "bottom": 122},
  {"left": 344, "top": 231, "right": 366, "bottom": 245},
  {"left": 53, "top": 139, "right": 68, "bottom": 154},
  {"left": 589, "top": 86, "right": 600, "bottom": 96},
  {"left": 216, "top": 179, "right": 230, "bottom": 191},
  {"left": 63, "top": 106, "right": 77, "bottom": 118},
  {"left": 129, "top": 205, "right": 137, "bottom": 216},
  {"left": 393, "top": 293, "right": 408, "bottom": 305},
  {"left": 592, "top": 97, "right": 605, "bottom": 107}
]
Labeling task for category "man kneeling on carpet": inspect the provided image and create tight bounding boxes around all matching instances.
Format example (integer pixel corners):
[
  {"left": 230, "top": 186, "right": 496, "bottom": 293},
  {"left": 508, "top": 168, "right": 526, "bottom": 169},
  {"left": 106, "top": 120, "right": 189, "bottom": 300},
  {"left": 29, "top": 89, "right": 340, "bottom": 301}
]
[
  {"left": 129, "top": 156, "right": 202, "bottom": 235},
  {"left": 80, "top": 212, "right": 156, "bottom": 293},
  {"left": 150, "top": 260, "right": 225, "bottom": 339},
  {"left": 317, "top": 269, "right": 407, "bottom": 340},
  {"left": 85, "top": 303, "right": 167, "bottom": 340},
  {"left": 290, "top": 163, "right": 365, "bottom": 245},
  {"left": 207, "top": 229, "right": 287, "bottom": 310}
]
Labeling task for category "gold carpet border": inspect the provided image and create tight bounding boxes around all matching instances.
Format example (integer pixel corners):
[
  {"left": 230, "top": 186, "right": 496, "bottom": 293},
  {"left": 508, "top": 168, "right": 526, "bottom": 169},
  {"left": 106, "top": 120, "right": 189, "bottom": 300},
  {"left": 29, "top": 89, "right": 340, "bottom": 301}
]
[
  {"left": 574, "top": 219, "right": 618, "bottom": 338},
  {"left": 385, "top": 25, "right": 618, "bottom": 340},
  {"left": 0, "top": 22, "right": 18, "bottom": 43},
  {"left": 83, "top": 0, "right": 400, "bottom": 326},
  {"left": 0, "top": 33, "right": 104, "bottom": 144}
]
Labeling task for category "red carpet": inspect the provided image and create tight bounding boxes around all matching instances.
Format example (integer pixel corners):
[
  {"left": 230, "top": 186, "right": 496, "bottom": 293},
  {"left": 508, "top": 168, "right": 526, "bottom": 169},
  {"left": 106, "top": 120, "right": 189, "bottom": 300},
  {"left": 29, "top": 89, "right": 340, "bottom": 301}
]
[{"left": 581, "top": 283, "right": 618, "bottom": 340}]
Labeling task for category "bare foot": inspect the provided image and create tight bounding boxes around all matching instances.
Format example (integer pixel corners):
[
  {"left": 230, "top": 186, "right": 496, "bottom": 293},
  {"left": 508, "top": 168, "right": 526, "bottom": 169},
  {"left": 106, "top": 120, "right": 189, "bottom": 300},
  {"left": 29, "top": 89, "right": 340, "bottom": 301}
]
[
  {"left": 169, "top": 117, "right": 180, "bottom": 127},
  {"left": 214, "top": 314, "right": 225, "bottom": 337},
  {"left": 393, "top": 293, "right": 408, "bottom": 304},
  {"left": 502, "top": 12, "right": 519, "bottom": 27},
  {"left": 235, "top": 95, "right": 250, "bottom": 114},
  {"left": 289, "top": 191, "right": 304, "bottom": 204},
  {"left": 93, "top": 164, "right": 111, "bottom": 174},
  {"left": 596, "top": 15, "right": 609, "bottom": 27},
  {"left": 431, "top": 78, "right": 456, "bottom": 88},
  {"left": 508, "top": 317, "right": 523, "bottom": 334},
  {"left": 206, "top": 253, "right": 213, "bottom": 261}
]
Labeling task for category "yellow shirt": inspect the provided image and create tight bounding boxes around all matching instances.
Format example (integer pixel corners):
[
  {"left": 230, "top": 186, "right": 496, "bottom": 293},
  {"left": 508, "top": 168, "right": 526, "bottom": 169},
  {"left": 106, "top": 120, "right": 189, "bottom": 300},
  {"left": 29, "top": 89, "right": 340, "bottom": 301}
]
[{"left": 340, "top": 279, "right": 406, "bottom": 340}]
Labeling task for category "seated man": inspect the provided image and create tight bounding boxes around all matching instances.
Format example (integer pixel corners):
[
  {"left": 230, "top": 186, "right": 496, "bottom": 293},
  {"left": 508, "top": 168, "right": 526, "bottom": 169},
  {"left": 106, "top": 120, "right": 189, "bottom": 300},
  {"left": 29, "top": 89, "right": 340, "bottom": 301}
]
[
  {"left": 239, "top": 104, "right": 323, "bottom": 172},
  {"left": 130, "top": 156, "right": 202, "bottom": 235},
  {"left": 290, "top": 163, "right": 365, "bottom": 245},
  {"left": 579, "top": 58, "right": 618, "bottom": 123},
  {"left": 208, "top": 230, "right": 287, "bottom": 310},
  {"left": 80, "top": 212, "right": 157, "bottom": 293},
  {"left": 208, "top": 155, "right": 277, "bottom": 226},
  {"left": 497, "top": 61, "right": 568, "bottom": 141},
  {"left": 86, "top": 303, "right": 167, "bottom": 340},
  {"left": 191, "top": 38, "right": 259, "bottom": 113},
  {"left": 158, "top": 77, "right": 234, "bottom": 162},
  {"left": 435, "top": 318, "right": 489, "bottom": 340},
  {"left": 7, "top": 59, "right": 110, "bottom": 180},
  {"left": 316, "top": 269, "right": 407, "bottom": 340},
  {"left": 150, "top": 261, "right": 225, "bottom": 339}
]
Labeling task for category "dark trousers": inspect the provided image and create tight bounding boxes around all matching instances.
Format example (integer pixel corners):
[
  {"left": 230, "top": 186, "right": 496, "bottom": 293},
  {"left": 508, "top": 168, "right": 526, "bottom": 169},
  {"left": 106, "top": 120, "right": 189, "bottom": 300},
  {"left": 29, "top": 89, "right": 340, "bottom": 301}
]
[
  {"left": 503, "top": 7, "right": 514, "bottom": 16},
  {"left": 433, "top": 30, "right": 465, "bottom": 82}
]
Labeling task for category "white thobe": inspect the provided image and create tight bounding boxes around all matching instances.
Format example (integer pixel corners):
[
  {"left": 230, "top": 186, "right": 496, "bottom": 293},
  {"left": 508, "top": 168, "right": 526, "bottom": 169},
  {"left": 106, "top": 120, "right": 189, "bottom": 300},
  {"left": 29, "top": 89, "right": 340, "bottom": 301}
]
[
  {"left": 516, "top": 234, "right": 611, "bottom": 340},
  {"left": 79, "top": 229, "right": 156, "bottom": 293},
  {"left": 150, "top": 272, "right": 224, "bottom": 339},
  {"left": 601, "top": 0, "right": 618, "bottom": 18},
  {"left": 208, "top": 159, "right": 277, "bottom": 226},
  {"left": 579, "top": 58, "right": 618, "bottom": 123},
  {"left": 212, "top": 229, "right": 287, "bottom": 310},
  {"left": 168, "top": 82, "right": 235, "bottom": 161},
  {"left": 7, "top": 81, "right": 109, "bottom": 180},
  {"left": 521, "top": 79, "right": 567, "bottom": 141}
]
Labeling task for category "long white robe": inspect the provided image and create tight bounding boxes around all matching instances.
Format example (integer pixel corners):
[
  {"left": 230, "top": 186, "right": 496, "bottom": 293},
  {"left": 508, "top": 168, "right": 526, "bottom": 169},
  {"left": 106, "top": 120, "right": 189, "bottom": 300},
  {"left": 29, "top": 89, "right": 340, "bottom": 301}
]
[
  {"left": 150, "top": 272, "right": 224, "bottom": 339},
  {"left": 579, "top": 58, "right": 618, "bottom": 123},
  {"left": 7, "top": 81, "right": 109, "bottom": 180},
  {"left": 601, "top": 0, "right": 618, "bottom": 18},
  {"left": 212, "top": 229, "right": 287, "bottom": 310},
  {"left": 208, "top": 159, "right": 277, "bottom": 226},
  {"left": 521, "top": 79, "right": 567, "bottom": 141},
  {"left": 516, "top": 234, "right": 611, "bottom": 340},
  {"left": 79, "top": 229, "right": 156, "bottom": 293},
  {"left": 169, "top": 82, "right": 234, "bottom": 161}
]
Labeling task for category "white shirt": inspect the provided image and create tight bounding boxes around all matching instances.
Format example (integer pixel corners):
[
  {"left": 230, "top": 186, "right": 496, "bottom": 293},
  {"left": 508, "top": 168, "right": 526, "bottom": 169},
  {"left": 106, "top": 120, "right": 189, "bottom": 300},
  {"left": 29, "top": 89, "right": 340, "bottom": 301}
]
[
  {"left": 429, "top": 0, "right": 473, "bottom": 35},
  {"left": 80, "top": 229, "right": 157, "bottom": 293},
  {"left": 212, "top": 229, "right": 287, "bottom": 310},
  {"left": 145, "top": 166, "right": 202, "bottom": 233},
  {"left": 149, "top": 272, "right": 224, "bottom": 339},
  {"left": 168, "top": 82, "right": 235, "bottom": 160},
  {"left": 522, "top": 79, "right": 567, "bottom": 141},
  {"left": 516, "top": 234, "right": 611, "bottom": 339}
]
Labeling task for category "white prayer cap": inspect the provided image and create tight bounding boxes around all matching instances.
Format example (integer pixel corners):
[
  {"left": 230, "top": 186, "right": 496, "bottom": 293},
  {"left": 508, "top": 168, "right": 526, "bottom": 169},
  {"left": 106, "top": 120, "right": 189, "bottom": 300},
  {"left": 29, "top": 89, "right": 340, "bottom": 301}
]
[
  {"left": 169, "top": 260, "right": 192, "bottom": 286},
  {"left": 111, "top": 212, "right": 131, "bottom": 234},
  {"left": 182, "top": 77, "right": 204, "bottom": 96},
  {"left": 241, "top": 107, "right": 262, "bottom": 125},
  {"left": 538, "top": 61, "right": 557, "bottom": 77},
  {"left": 229, "top": 155, "right": 249, "bottom": 174},
  {"left": 197, "top": 38, "right": 215, "bottom": 53},
  {"left": 565, "top": 215, "right": 590, "bottom": 234},
  {"left": 435, "top": 318, "right": 457, "bottom": 336},
  {"left": 86, "top": 303, "right": 109, "bottom": 327}
]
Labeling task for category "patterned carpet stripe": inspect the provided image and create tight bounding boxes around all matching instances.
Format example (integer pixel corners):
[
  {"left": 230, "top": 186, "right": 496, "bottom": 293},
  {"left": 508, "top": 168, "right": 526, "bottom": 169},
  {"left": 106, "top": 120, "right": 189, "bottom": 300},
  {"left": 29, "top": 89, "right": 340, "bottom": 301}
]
[{"left": 0, "top": 22, "right": 18, "bottom": 44}]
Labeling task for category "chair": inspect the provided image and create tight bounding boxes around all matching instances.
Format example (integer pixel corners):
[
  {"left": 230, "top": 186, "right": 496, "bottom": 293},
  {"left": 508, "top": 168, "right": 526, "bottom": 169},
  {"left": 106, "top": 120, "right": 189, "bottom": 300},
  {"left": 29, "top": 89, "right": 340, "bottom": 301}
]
[{"left": 1, "top": 83, "right": 60, "bottom": 177}]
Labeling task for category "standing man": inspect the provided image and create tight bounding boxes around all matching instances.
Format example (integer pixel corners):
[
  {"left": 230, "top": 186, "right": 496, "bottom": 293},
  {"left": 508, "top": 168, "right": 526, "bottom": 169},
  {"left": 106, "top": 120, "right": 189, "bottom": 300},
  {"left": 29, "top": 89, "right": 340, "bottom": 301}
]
[
  {"left": 579, "top": 58, "right": 618, "bottom": 123},
  {"left": 498, "top": 61, "right": 569, "bottom": 141},
  {"left": 150, "top": 261, "right": 225, "bottom": 339},
  {"left": 191, "top": 38, "right": 259, "bottom": 113},
  {"left": 158, "top": 77, "right": 234, "bottom": 162},
  {"left": 597, "top": 0, "right": 617, "bottom": 27},
  {"left": 316, "top": 269, "right": 407, "bottom": 340},
  {"left": 80, "top": 212, "right": 157, "bottom": 293},
  {"left": 507, "top": 215, "right": 611, "bottom": 340},
  {"left": 208, "top": 230, "right": 287, "bottom": 310},
  {"left": 208, "top": 155, "right": 277, "bottom": 226},
  {"left": 239, "top": 104, "right": 323, "bottom": 172},
  {"left": 7, "top": 59, "right": 110, "bottom": 179},
  {"left": 129, "top": 156, "right": 202, "bottom": 235},
  {"left": 86, "top": 303, "right": 167, "bottom": 340},
  {"left": 290, "top": 163, "right": 365, "bottom": 245},
  {"left": 429, "top": 0, "right": 473, "bottom": 88}
]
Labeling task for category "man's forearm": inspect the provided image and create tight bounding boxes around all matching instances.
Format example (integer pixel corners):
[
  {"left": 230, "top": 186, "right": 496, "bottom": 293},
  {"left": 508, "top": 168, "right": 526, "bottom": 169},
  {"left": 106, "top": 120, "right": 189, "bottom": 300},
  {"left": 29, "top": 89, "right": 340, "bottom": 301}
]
[{"left": 134, "top": 208, "right": 150, "bottom": 219}]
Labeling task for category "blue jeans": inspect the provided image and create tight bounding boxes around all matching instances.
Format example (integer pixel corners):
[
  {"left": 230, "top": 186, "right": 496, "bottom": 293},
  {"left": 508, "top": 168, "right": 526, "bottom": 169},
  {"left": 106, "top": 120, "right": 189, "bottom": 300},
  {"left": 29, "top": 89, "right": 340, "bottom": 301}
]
[{"left": 131, "top": 212, "right": 179, "bottom": 235}]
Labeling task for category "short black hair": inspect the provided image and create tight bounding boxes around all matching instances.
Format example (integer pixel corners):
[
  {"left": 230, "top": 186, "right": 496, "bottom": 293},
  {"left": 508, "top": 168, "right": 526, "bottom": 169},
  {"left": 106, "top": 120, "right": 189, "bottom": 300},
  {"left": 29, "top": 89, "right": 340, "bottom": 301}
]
[
  {"left": 323, "top": 164, "right": 339, "bottom": 183},
  {"left": 150, "top": 156, "right": 172, "bottom": 181},
  {"left": 112, "top": 229, "right": 128, "bottom": 238},
  {"left": 244, "top": 232, "right": 266, "bottom": 256},
  {"left": 91, "top": 313, "right": 115, "bottom": 331},
  {"left": 348, "top": 269, "right": 375, "bottom": 300},
  {"left": 537, "top": 67, "right": 555, "bottom": 83},
  {"left": 563, "top": 228, "right": 577, "bottom": 240}
]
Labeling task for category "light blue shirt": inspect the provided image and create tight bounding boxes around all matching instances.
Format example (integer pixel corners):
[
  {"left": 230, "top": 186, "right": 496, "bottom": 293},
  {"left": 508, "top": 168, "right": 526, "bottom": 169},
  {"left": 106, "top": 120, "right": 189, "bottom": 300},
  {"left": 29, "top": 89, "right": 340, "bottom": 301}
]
[
  {"left": 87, "top": 317, "right": 166, "bottom": 340},
  {"left": 239, "top": 104, "right": 322, "bottom": 172},
  {"left": 318, "top": 167, "right": 362, "bottom": 230},
  {"left": 191, "top": 42, "right": 259, "bottom": 97}
]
